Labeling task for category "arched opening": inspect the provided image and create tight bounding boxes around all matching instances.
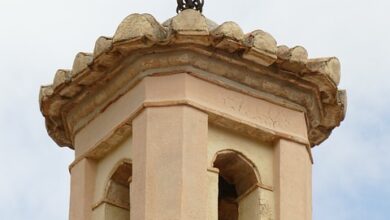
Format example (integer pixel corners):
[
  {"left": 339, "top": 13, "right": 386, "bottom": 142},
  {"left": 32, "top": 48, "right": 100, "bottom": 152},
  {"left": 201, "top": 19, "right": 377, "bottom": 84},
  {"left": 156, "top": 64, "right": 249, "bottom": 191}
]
[
  {"left": 104, "top": 161, "right": 132, "bottom": 220},
  {"left": 213, "top": 150, "right": 260, "bottom": 220},
  {"left": 218, "top": 175, "right": 239, "bottom": 220}
]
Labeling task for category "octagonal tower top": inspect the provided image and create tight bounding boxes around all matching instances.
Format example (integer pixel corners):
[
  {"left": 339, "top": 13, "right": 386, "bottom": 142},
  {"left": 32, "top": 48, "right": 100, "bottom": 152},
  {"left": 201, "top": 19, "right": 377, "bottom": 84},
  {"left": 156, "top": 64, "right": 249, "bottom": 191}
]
[{"left": 39, "top": 9, "right": 346, "bottom": 149}]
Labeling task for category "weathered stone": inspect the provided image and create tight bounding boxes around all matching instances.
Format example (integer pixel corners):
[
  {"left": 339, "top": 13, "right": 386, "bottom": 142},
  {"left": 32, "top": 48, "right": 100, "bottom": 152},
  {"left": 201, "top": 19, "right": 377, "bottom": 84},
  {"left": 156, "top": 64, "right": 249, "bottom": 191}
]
[
  {"left": 211, "top": 22, "right": 244, "bottom": 40},
  {"left": 290, "top": 46, "right": 308, "bottom": 64},
  {"left": 205, "top": 18, "right": 219, "bottom": 31},
  {"left": 243, "top": 48, "right": 278, "bottom": 66},
  {"left": 338, "top": 90, "right": 348, "bottom": 119},
  {"left": 277, "top": 45, "right": 291, "bottom": 61},
  {"left": 39, "top": 85, "right": 53, "bottom": 106},
  {"left": 163, "top": 16, "right": 217, "bottom": 31},
  {"left": 93, "top": 50, "right": 122, "bottom": 70},
  {"left": 243, "top": 30, "right": 277, "bottom": 66},
  {"left": 170, "top": 9, "right": 209, "bottom": 36},
  {"left": 211, "top": 22, "right": 244, "bottom": 52},
  {"left": 93, "top": 36, "right": 113, "bottom": 58},
  {"left": 78, "top": 71, "right": 106, "bottom": 86},
  {"left": 39, "top": 11, "right": 346, "bottom": 153},
  {"left": 59, "top": 84, "right": 83, "bottom": 98},
  {"left": 53, "top": 69, "right": 72, "bottom": 90},
  {"left": 71, "top": 52, "right": 93, "bottom": 78},
  {"left": 45, "top": 118, "right": 71, "bottom": 147},
  {"left": 40, "top": 10, "right": 347, "bottom": 220},
  {"left": 277, "top": 46, "right": 308, "bottom": 73},
  {"left": 322, "top": 104, "right": 344, "bottom": 127},
  {"left": 309, "top": 128, "right": 329, "bottom": 146},
  {"left": 113, "top": 13, "right": 167, "bottom": 43},
  {"left": 45, "top": 98, "right": 68, "bottom": 117},
  {"left": 244, "top": 30, "right": 277, "bottom": 54},
  {"left": 307, "top": 57, "right": 341, "bottom": 85}
]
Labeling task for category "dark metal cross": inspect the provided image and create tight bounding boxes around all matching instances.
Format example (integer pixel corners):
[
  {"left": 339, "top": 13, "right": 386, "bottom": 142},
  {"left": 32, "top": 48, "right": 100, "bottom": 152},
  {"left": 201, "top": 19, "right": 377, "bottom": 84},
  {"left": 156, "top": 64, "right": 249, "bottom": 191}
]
[{"left": 177, "top": 0, "right": 204, "bottom": 13}]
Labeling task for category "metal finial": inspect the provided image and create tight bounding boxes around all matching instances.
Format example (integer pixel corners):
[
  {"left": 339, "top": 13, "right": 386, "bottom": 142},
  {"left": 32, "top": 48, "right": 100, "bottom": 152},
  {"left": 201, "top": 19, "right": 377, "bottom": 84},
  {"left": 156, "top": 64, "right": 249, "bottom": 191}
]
[{"left": 177, "top": 0, "right": 204, "bottom": 13}]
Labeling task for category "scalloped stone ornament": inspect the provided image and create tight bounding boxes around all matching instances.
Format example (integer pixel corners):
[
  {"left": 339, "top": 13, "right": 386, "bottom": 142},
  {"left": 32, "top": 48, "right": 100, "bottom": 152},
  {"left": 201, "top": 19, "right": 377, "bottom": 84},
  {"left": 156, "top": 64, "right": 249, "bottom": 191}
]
[
  {"left": 113, "top": 13, "right": 167, "bottom": 43},
  {"left": 39, "top": 10, "right": 346, "bottom": 149}
]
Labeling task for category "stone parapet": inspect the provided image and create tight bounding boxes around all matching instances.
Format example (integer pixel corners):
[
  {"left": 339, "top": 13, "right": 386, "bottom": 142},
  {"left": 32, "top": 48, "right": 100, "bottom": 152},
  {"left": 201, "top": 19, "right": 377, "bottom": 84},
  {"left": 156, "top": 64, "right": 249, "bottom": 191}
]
[{"left": 40, "top": 9, "right": 346, "bottom": 148}]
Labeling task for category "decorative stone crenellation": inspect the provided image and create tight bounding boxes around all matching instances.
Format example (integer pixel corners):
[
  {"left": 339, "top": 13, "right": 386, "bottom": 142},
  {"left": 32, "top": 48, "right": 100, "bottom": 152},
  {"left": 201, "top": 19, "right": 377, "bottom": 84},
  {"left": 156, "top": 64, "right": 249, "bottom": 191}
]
[{"left": 39, "top": 9, "right": 346, "bottom": 149}]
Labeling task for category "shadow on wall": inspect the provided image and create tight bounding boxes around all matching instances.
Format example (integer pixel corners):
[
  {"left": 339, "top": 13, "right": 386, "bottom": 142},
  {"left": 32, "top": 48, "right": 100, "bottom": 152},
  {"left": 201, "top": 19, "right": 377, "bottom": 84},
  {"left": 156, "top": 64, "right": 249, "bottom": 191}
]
[
  {"left": 104, "top": 160, "right": 132, "bottom": 220},
  {"left": 213, "top": 150, "right": 261, "bottom": 220}
]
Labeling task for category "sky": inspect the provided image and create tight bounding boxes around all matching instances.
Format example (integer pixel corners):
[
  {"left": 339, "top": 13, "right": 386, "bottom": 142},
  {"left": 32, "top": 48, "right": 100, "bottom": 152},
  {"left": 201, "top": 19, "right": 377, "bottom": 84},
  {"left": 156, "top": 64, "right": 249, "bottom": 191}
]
[{"left": 0, "top": 0, "right": 389, "bottom": 219}]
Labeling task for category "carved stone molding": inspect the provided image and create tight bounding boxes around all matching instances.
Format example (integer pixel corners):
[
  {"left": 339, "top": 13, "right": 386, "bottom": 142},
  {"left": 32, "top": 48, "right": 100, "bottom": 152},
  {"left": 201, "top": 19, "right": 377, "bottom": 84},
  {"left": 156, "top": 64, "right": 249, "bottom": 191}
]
[{"left": 40, "top": 9, "right": 346, "bottom": 149}]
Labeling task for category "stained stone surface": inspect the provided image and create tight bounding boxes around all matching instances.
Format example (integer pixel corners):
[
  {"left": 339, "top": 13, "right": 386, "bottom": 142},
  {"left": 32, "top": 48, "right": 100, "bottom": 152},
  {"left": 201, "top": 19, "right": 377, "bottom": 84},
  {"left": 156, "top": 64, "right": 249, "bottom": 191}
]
[{"left": 39, "top": 9, "right": 346, "bottom": 148}]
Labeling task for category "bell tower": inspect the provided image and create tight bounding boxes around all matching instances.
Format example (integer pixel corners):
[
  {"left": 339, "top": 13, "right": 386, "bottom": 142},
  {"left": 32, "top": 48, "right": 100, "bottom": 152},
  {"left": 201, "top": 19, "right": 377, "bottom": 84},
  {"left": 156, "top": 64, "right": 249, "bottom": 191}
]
[{"left": 40, "top": 4, "right": 346, "bottom": 220}]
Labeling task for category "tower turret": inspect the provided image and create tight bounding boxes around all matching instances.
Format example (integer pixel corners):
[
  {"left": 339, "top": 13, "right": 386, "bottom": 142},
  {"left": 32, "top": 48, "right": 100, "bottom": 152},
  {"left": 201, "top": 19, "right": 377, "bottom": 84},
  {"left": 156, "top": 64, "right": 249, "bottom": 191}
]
[{"left": 40, "top": 7, "right": 346, "bottom": 220}]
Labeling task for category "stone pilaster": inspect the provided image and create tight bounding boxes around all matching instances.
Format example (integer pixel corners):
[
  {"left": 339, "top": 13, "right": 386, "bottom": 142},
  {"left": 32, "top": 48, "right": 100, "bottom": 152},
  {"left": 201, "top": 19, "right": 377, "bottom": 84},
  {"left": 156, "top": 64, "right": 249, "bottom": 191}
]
[
  {"left": 69, "top": 159, "right": 96, "bottom": 220},
  {"left": 132, "top": 106, "right": 208, "bottom": 220},
  {"left": 274, "top": 139, "right": 312, "bottom": 220}
]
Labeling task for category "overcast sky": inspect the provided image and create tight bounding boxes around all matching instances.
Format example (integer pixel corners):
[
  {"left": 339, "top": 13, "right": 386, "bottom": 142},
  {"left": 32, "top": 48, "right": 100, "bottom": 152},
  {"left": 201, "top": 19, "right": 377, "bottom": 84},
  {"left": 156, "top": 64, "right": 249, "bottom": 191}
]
[{"left": 0, "top": 0, "right": 389, "bottom": 219}]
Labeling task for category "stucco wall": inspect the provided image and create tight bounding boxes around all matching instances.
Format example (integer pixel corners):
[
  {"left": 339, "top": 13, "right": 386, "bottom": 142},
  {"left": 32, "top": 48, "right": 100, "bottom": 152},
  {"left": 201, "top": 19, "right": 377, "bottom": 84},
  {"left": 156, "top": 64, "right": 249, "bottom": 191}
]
[
  {"left": 208, "top": 125, "right": 273, "bottom": 187},
  {"left": 93, "top": 136, "right": 133, "bottom": 205},
  {"left": 208, "top": 125, "right": 275, "bottom": 219}
]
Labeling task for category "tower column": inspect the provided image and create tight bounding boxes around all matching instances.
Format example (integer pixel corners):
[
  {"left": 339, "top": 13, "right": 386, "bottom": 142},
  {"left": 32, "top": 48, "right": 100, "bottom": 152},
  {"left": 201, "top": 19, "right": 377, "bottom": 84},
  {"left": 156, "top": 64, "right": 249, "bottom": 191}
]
[
  {"left": 274, "top": 139, "right": 312, "bottom": 220},
  {"left": 132, "top": 106, "right": 209, "bottom": 220},
  {"left": 69, "top": 159, "right": 96, "bottom": 220}
]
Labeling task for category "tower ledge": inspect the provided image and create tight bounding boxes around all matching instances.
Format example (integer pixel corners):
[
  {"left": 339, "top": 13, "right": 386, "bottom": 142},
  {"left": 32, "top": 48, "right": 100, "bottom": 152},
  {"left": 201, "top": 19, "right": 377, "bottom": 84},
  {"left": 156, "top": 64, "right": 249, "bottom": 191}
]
[{"left": 39, "top": 9, "right": 346, "bottom": 149}]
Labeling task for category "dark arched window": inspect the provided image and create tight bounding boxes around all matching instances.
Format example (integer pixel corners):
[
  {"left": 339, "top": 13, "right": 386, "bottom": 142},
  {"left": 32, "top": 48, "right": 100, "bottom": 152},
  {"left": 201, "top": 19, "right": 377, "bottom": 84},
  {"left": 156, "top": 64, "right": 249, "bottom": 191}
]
[{"left": 213, "top": 150, "right": 260, "bottom": 220}]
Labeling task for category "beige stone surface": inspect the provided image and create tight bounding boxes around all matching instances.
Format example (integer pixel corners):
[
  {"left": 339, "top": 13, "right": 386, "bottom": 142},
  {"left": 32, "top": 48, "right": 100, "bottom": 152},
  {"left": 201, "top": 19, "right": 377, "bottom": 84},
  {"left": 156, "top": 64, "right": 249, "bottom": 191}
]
[
  {"left": 290, "top": 46, "right": 308, "bottom": 63},
  {"left": 93, "top": 36, "right": 113, "bottom": 58},
  {"left": 73, "top": 73, "right": 308, "bottom": 160},
  {"left": 211, "top": 21, "right": 244, "bottom": 40},
  {"left": 93, "top": 137, "right": 132, "bottom": 205},
  {"left": 306, "top": 57, "right": 341, "bottom": 85},
  {"left": 53, "top": 69, "right": 72, "bottom": 90},
  {"left": 40, "top": 10, "right": 346, "bottom": 148},
  {"left": 239, "top": 189, "right": 262, "bottom": 220},
  {"left": 69, "top": 159, "right": 96, "bottom": 220},
  {"left": 39, "top": 85, "right": 53, "bottom": 106},
  {"left": 208, "top": 125, "right": 275, "bottom": 220},
  {"left": 243, "top": 30, "right": 278, "bottom": 66},
  {"left": 338, "top": 89, "right": 348, "bottom": 117},
  {"left": 210, "top": 21, "right": 245, "bottom": 52},
  {"left": 39, "top": 8, "right": 348, "bottom": 220},
  {"left": 274, "top": 139, "right": 312, "bottom": 220},
  {"left": 113, "top": 13, "right": 166, "bottom": 43},
  {"left": 71, "top": 52, "right": 93, "bottom": 77},
  {"left": 208, "top": 125, "right": 274, "bottom": 188},
  {"left": 170, "top": 9, "right": 209, "bottom": 35},
  {"left": 261, "top": 188, "right": 276, "bottom": 219},
  {"left": 276, "top": 45, "right": 308, "bottom": 73},
  {"left": 132, "top": 106, "right": 208, "bottom": 220},
  {"left": 277, "top": 46, "right": 308, "bottom": 63},
  {"left": 207, "top": 170, "right": 219, "bottom": 220},
  {"left": 92, "top": 203, "right": 129, "bottom": 220}
]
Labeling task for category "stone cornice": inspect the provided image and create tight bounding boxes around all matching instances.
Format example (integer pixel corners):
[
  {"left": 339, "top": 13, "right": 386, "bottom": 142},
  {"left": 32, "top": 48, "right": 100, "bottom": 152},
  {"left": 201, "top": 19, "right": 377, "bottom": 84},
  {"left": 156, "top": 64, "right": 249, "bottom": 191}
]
[{"left": 39, "top": 9, "right": 346, "bottom": 148}]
